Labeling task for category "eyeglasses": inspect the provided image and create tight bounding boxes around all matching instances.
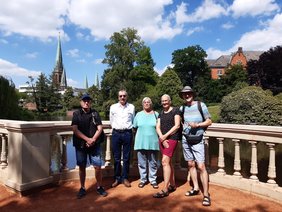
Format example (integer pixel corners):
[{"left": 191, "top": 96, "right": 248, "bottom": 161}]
[{"left": 119, "top": 95, "right": 127, "bottom": 98}]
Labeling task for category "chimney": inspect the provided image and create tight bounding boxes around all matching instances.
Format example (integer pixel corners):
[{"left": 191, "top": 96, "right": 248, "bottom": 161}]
[{"left": 238, "top": 47, "right": 243, "bottom": 53}]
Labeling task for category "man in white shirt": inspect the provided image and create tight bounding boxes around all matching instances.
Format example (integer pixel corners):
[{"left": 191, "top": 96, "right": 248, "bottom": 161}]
[{"left": 110, "top": 90, "right": 135, "bottom": 188}]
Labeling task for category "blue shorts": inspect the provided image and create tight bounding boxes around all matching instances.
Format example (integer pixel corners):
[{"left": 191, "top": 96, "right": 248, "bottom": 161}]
[
  {"left": 182, "top": 136, "right": 205, "bottom": 163},
  {"left": 75, "top": 146, "right": 104, "bottom": 167}
]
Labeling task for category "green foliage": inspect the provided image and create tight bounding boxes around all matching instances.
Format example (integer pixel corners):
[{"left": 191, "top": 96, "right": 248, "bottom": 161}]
[
  {"left": 27, "top": 74, "right": 61, "bottom": 113},
  {"left": 172, "top": 45, "right": 210, "bottom": 87},
  {"left": 207, "top": 105, "right": 220, "bottom": 123},
  {"left": 155, "top": 68, "right": 183, "bottom": 107},
  {"left": 247, "top": 45, "right": 282, "bottom": 94},
  {"left": 62, "top": 87, "right": 74, "bottom": 110},
  {"left": 220, "top": 86, "right": 282, "bottom": 125},
  {"left": 275, "top": 93, "right": 282, "bottom": 101},
  {"left": 196, "top": 64, "right": 248, "bottom": 103},
  {"left": 101, "top": 27, "right": 158, "bottom": 106},
  {"left": 0, "top": 76, "right": 21, "bottom": 119}
]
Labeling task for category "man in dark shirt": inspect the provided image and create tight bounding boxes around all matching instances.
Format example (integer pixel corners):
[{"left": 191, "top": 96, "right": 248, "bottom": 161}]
[{"left": 71, "top": 93, "right": 107, "bottom": 198}]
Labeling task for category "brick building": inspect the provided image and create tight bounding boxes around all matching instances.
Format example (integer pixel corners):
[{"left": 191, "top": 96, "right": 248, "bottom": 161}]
[{"left": 208, "top": 47, "right": 263, "bottom": 79}]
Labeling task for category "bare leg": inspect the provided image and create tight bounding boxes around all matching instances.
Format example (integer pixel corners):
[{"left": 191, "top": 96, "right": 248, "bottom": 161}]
[
  {"left": 169, "top": 161, "right": 175, "bottom": 186},
  {"left": 188, "top": 160, "right": 199, "bottom": 191},
  {"left": 79, "top": 166, "right": 86, "bottom": 188},
  {"left": 95, "top": 166, "right": 102, "bottom": 188},
  {"left": 198, "top": 163, "right": 209, "bottom": 196},
  {"left": 162, "top": 155, "right": 171, "bottom": 192}
]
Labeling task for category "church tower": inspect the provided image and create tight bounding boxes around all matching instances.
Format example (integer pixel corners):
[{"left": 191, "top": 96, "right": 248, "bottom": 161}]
[{"left": 52, "top": 34, "right": 67, "bottom": 90}]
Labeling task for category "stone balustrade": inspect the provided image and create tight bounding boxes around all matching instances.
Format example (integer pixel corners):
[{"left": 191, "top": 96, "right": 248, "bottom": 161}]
[{"left": 0, "top": 120, "right": 281, "bottom": 202}]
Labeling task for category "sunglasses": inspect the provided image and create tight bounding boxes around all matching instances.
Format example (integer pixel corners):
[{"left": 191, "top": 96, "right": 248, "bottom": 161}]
[{"left": 119, "top": 95, "right": 127, "bottom": 98}]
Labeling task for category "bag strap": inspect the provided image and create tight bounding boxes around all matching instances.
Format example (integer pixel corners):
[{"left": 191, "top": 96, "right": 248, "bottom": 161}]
[
  {"left": 197, "top": 101, "right": 205, "bottom": 122},
  {"left": 153, "top": 111, "right": 158, "bottom": 120},
  {"left": 181, "top": 105, "right": 186, "bottom": 124},
  {"left": 92, "top": 111, "right": 98, "bottom": 126}
]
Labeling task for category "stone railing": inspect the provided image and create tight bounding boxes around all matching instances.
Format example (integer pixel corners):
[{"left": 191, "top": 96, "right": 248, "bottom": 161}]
[{"left": 0, "top": 120, "right": 281, "bottom": 202}]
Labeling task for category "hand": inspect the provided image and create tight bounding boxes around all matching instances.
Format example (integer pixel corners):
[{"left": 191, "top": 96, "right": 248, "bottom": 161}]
[
  {"left": 86, "top": 138, "right": 95, "bottom": 147},
  {"left": 162, "top": 140, "right": 169, "bottom": 148},
  {"left": 189, "top": 122, "right": 198, "bottom": 128}
]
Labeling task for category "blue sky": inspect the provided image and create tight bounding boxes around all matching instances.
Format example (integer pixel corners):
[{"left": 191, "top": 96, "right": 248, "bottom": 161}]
[{"left": 0, "top": 0, "right": 281, "bottom": 89}]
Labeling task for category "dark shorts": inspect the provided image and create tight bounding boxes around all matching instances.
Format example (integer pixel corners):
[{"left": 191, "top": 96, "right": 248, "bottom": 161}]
[
  {"left": 75, "top": 146, "right": 104, "bottom": 167},
  {"left": 159, "top": 139, "right": 178, "bottom": 158}
]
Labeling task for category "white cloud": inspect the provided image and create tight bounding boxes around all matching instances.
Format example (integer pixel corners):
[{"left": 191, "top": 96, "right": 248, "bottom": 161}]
[
  {"left": 154, "top": 64, "right": 174, "bottom": 76},
  {"left": 206, "top": 13, "right": 282, "bottom": 58},
  {"left": 206, "top": 48, "right": 228, "bottom": 59},
  {"left": 175, "top": 0, "right": 228, "bottom": 24},
  {"left": 0, "top": 39, "right": 8, "bottom": 44},
  {"left": 93, "top": 59, "right": 103, "bottom": 64},
  {"left": 67, "top": 78, "right": 78, "bottom": 87},
  {"left": 187, "top": 26, "right": 204, "bottom": 36},
  {"left": 0, "top": 0, "right": 69, "bottom": 41},
  {"left": 231, "top": 13, "right": 282, "bottom": 51},
  {"left": 229, "top": 0, "right": 280, "bottom": 17},
  {"left": 66, "top": 49, "right": 80, "bottom": 58},
  {"left": 25, "top": 52, "right": 38, "bottom": 59},
  {"left": 221, "top": 22, "right": 235, "bottom": 29},
  {"left": 0, "top": 58, "right": 41, "bottom": 77},
  {"left": 76, "top": 59, "right": 86, "bottom": 63},
  {"left": 68, "top": 0, "right": 182, "bottom": 42}
]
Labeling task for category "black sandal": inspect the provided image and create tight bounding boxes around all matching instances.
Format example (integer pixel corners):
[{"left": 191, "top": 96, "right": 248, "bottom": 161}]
[
  {"left": 185, "top": 189, "right": 200, "bottom": 196},
  {"left": 153, "top": 190, "right": 169, "bottom": 198},
  {"left": 168, "top": 185, "right": 176, "bottom": 193},
  {"left": 138, "top": 182, "right": 146, "bottom": 188},
  {"left": 202, "top": 195, "right": 211, "bottom": 206},
  {"left": 151, "top": 183, "right": 159, "bottom": 189}
]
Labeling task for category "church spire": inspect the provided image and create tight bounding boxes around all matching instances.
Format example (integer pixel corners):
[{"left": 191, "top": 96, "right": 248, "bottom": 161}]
[
  {"left": 52, "top": 33, "right": 67, "bottom": 90},
  {"left": 85, "top": 75, "right": 89, "bottom": 89}
]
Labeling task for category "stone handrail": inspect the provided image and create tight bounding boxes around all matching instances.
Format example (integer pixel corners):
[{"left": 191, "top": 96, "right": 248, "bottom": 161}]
[{"left": 0, "top": 120, "right": 281, "bottom": 202}]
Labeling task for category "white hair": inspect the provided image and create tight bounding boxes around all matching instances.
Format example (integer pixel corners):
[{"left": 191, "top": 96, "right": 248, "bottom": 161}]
[
  {"left": 142, "top": 97, "right": 152, "bottom": 105},
  {"left": 161, "top": 94, "right": 171, "bottom": 101}
]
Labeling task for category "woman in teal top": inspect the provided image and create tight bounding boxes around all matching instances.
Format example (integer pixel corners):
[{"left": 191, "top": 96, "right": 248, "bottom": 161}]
[{"left": 133, "top": 97, "right": 159, "bottom": 189}]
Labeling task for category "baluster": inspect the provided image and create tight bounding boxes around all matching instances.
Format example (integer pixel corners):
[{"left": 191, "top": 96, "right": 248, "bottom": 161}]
[
  {"left": 104, "top": 133, "right": 112, "bottom": 167},
  {"left": 266, "top": 143, "right": 277, "bottom": 185},
  {"left": 249, "top": 141, "right": 258, "bottom": 181},
  {"left": 233, "top": 139, "right": 241, "bottom": 177},
  {"left": 0, "top": 134, "right": 8, "bottom": 167},
  {"left": 217, "top": 138, "right": 225, "bottom": 174},
  {"left": 61, "top": 135, "right": 68, "bottom": 171},
  {"left": 204, "top": 136, "right": 210, "bottom": 171}
]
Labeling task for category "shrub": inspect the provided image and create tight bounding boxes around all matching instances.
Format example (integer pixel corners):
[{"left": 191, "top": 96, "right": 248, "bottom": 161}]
[{"left": 219, "top": 86, "right": 282, "bottom": 126}]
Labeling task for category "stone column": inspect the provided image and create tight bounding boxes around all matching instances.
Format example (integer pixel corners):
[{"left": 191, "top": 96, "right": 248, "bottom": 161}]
[
  {"left": 249, "top": 141, "right": 258, "bottom": 181},
  {"left": 217, "top": 138, "right": 225, "bottom": 174},
  {"left": 0, "top": 134, "right": 8, "bottom": 167},
  {"left": 233, "top": 139, "right": 241, "bottom": 177},
  {"left": 5, "top": 121, "right": 54, "bottom": 192},
  {"left": 104, "top": 133, "right": 112, "bottom": 167},
  {"left": 61, "top": 135, "right": 68, "bottom": 171},
  {"left": 266, "top": 143, "right": 277, "bottom": 185}
]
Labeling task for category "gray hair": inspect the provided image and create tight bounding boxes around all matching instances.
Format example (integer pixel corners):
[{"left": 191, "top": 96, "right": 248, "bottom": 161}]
[
  {"left": 142, "top": 97, "right": 152, "bottom": 105},
  {"left": 161, "top": 94, "right": 171, "bottom": 101}
]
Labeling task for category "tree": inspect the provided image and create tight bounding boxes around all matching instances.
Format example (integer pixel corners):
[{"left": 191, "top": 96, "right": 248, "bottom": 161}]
[
  {"left": 62, "top": 86, "right": 75, "bottom": 110},
  {"left": 220, "top": 86, "right": 282, "bottom": 125},
  {"left": 101, "top": 28, "right": 158, "bottom": 103},
  {"left": 172, "top": 45, "right": 210, "bottom": 87},
  {"left": 247, "top": 45, "right": 282, "bottom": 94},
  {"left": 27, "top": 73, "right": 61, "bottom": 113},
  {"left": 155, "top": 68, "right": 183, "bottom": 107},
  {"left": 0, "top": 76, "right": 20, "bottom": 119}
]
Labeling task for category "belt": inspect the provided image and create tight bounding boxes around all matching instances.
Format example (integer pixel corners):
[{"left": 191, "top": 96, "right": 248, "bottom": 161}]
[{"left": 113, "top": 129, "right": 132, "bottom": 133}]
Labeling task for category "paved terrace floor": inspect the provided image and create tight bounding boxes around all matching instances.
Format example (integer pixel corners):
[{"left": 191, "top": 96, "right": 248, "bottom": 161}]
[{"left": 1, "top": 177, "right": 282, "bottom": 212}]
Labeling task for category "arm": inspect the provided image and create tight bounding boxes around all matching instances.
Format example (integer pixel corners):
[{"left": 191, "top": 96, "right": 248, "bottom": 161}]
[{"left": 72, "top": 125, "right": 93, "bottom": 146}]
